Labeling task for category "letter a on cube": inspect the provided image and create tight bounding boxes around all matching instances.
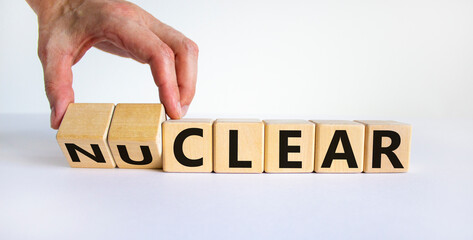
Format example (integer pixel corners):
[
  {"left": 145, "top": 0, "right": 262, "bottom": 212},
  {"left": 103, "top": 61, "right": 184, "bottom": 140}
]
[{"left": 312, "top": 120, "right": 364, "bottom": 173}]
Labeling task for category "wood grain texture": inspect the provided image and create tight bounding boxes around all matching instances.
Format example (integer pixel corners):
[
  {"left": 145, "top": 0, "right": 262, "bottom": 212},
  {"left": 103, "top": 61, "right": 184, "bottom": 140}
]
[
  {"left": 107, "top": 103, "right": 166, "bottom": 169},
  {"left": 355, "top": 120, "right": 411, "bottom": 173},
  {"left": 213, "top": 119, "right": 264, "bottom": 173},
  {"left": 162, "top": 119, "right": 213, "bottom": 172},
  {"left": 56, "top": 103, "right": 116, "bottom": 168},
  {"left": 311, "top": 120, "right": 364, "bottom": 173},
  {"left": 264, "top": 120, "right": 315, "bottom": 173}
]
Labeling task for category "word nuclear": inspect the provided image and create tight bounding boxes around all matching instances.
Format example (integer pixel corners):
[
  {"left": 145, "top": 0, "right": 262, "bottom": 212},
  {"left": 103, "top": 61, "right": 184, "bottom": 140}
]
[{"left": 57, "top": 103, "right": 411, "bottom": 173}]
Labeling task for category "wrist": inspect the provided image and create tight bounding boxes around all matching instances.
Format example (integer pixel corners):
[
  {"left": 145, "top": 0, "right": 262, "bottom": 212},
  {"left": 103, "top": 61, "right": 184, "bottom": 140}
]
[{"left": 26, "top": 0, "right": 82, "bottom": 24}]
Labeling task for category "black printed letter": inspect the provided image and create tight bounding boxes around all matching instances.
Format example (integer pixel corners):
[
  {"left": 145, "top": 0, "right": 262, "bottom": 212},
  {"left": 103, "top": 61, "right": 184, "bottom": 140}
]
[
  {"left": 65, "top": 143, "right": 106, "bottom": 163},
  {"left": 372, "top": 130, "right": 403, "bottom": 168},
  {"left": 279, "top": 130, "right": 302, "bottom": 168},
  {"left": 321, "top": 130, "right": 358, "bottom": 168},
  {"left": 229, "top": 130, "right": 252, "bottom": 168},
  {"left": 117, "top": 145, "right": 152, "bottom": 165},
  {"left": 174, "top": 128, "right": 203, "bottom": 167}
]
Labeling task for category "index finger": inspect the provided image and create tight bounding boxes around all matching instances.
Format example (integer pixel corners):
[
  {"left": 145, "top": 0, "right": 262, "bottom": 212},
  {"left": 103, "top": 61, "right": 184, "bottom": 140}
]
[
  {"left": 149, "top": 21, "right": 199, "bottom": 117},
  {"left": 105, "top": 20, "right": 182, "bottom": 119}
]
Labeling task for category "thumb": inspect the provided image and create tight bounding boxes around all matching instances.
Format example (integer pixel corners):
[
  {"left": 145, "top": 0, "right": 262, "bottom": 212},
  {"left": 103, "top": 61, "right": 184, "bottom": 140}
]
[{"left": 42, "top": 55, "right": 75, "bottom": 129}]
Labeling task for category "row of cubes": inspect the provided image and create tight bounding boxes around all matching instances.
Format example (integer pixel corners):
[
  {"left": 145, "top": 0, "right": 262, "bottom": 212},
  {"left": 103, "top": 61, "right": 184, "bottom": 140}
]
[{"left": 56, "top": 103, "right": 412, "bottom": 173}]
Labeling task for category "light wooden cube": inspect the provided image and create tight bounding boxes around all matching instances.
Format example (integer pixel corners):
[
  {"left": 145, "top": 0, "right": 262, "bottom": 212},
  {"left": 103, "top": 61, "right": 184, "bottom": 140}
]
[
  {"left": 264, "top": 120, "right": 315, "bottom": 173},
  {"left": 311, "top": 120, "right": 364, "bottom": 173},
  {"left": 355, "top": 120, "right": 411, "bottom": 173},
  {"left": 107, "top": 103, "right": 166, "bottom": 169},
  {"left": 56, "top": 103, "right": 116, "bottom": 168},
  {"left": 162, "top": 119, "right": 213, "bottom": 172},
  {"left": 213, "top": 119, "right": 264, "bottom": 173}
]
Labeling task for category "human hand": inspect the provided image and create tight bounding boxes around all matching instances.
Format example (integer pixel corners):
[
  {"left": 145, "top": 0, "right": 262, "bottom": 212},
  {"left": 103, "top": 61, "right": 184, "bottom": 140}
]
[{"left": 26, "top": 0, "right": 199, "bottom": 129}]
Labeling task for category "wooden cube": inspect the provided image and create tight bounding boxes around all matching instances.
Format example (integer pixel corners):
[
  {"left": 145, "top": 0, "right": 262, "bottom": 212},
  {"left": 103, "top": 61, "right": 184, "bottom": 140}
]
[
  {"left": 162, "top": 119, "right": 213, "bottom": 172},
  {"left": 355, "top": 120, "right": 411, "bottom": 173},
  {"left": 107, "top": 103, "right": 166, "bottom": 169},
  {"left": 264, "top": 120, "right": 315, "bottom": 173},
  {"left": 213, "top": 119, "right": 264, "bottom": 173},
  {"left": 311, "top": 120, "right": 364, "bottom": 173},
  {"left": 56, "top": 103, "right": 116, "bottom": 168}
]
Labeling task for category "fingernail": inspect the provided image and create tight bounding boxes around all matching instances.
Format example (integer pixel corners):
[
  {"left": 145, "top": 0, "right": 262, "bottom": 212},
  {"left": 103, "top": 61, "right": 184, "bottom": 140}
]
[
  {"left": 176, "top": 101, "right": 182, "bottom": 118},
  {"left": 181, "top": 105, "right": 189, "bottom": 117},
  {"left": 50, "top": 106, "right": 56, "bottom": 128}
]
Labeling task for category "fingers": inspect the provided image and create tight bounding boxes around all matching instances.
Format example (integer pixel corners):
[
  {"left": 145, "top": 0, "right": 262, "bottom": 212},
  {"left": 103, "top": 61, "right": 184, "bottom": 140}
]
[
  {"left": 149, "top": 48, "right": 182, "bottom": 119},
  {"left": 42, "top": 53, "right": 75, "bottom": 129},
  {"left": 173, "top": 38, "right": 199, "bottom": 116},
  {"left": 148, "top": 21, "right": 199, "bottom": 117},
  {"left": 106, "top": 21, "right": 182, "bottom": 118}
]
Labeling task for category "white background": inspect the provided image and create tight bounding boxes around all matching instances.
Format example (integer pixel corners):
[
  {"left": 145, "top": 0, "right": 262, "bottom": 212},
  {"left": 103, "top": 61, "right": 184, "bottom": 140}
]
[
  {"left": 1, "top": 0, "right": 473, "bottom": 239},
  {"left": 1, "top": 0, "right": 472, "bottom": 119}
]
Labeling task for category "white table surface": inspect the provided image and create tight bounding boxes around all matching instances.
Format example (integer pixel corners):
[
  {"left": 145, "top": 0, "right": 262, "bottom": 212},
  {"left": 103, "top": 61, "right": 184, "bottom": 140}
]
[{"left": 0, "top": 114, "right": 472, "bottom": 239}]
